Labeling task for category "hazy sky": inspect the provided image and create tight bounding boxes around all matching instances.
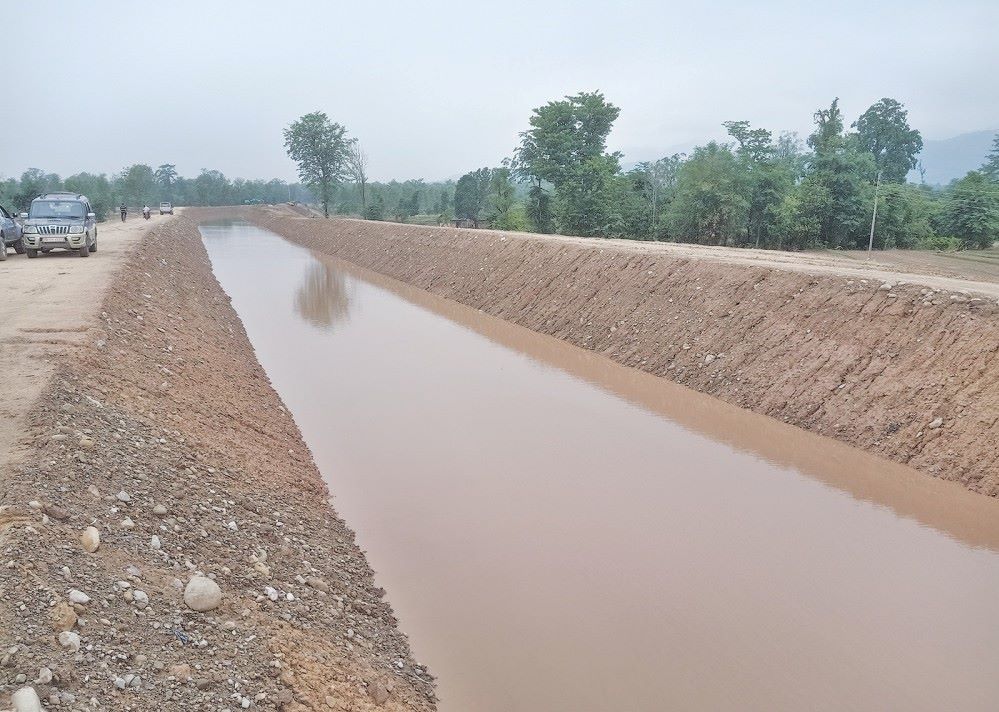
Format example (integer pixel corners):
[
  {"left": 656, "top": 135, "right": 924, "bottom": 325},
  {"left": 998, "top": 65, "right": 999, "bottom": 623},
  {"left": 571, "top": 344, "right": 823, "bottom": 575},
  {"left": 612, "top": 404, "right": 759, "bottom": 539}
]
[{"left": 2, "top": 0, "right": 996, "bottom": 183}]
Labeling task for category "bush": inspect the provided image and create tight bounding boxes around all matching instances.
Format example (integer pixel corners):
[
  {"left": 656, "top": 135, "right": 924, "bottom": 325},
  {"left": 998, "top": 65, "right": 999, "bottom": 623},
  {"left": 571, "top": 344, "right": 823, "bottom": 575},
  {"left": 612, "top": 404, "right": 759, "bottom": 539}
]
[{"left": 914, "top": 234, "right": 961, "bottom": 251}]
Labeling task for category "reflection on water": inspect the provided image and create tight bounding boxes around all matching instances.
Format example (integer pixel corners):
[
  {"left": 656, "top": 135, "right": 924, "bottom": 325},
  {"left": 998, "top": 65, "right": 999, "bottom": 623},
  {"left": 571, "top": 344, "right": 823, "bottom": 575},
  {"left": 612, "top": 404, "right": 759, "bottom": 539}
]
[
  {"left": 202, "top": 221, "right": 999, "bottom": 712},
  {"left": 294, "top": 261, "right": 352, "bottom": 331}
]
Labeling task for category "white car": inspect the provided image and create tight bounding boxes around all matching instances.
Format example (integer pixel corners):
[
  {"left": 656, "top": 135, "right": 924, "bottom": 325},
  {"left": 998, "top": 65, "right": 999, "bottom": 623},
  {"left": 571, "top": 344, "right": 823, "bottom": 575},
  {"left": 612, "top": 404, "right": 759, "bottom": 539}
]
[{"left": 159, "top": 202, "right": 174, "bottom": 215}]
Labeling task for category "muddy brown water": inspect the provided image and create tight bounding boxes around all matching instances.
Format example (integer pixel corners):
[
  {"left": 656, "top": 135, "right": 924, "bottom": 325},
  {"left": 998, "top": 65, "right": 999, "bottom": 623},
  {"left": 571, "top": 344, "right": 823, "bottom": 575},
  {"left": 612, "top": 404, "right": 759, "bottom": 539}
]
[{"left": 202, "top": 222, "right": 999, "bottom": 712}]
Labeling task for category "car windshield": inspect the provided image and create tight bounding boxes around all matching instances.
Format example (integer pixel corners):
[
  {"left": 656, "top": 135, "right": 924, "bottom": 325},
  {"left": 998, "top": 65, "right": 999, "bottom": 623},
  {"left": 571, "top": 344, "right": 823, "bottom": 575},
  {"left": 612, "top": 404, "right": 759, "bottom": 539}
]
[{"left": 29, "top": 200, "right": 85, "bottom": 220}]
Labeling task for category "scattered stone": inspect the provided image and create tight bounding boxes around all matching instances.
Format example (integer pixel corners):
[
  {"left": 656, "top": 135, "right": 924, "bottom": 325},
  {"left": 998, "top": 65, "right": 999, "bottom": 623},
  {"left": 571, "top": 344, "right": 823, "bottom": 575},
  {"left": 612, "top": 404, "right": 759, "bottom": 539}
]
[
  {"left": 58, "top": 631, "right": 81, "bottom": 652},
  {"left": 86, "top": 485, "right": 100, "bottom": 498},
  {"left": 150, "top": 535, "right": 161, "bottom": 550},
  {"left": 68, "top": 589, "right": 91, "bottom": 605},
  {"left": 183, "top": 576, "right": 222, "bottom": 612},
  {"left": 703, "top": 353, "right": 716, "bottom": 365},
  {"left": 929, "top": 417, "right": 944, "bottom": 429},
  {"left": 79, "top": 436, "right": 96, "bottom": 449},
  {"left": 152, "top": 504, "right": 168, "bottom": 516},
  {"left": 36, "top": 667, "right": 52, "bottom": 684},
  {"left": 116, "top": 490, "right": 131, "bottom": 503},
  {"left": 133, "top": 590, "right": 149, "bottom": 609},
  {"left": 368, "top": 680, "right": 389, "bottom": 705},
  {"left": 42, "top": 503, "right": 70, "bottom": 521},
  {"left": 120, "top": 517, "right": 135, "bottom": 529},
  {"left": 51, "top": 601, "right": 77, "bottom": 632},
  {"left": 10, "top": 686, "right": 42, "bottom": 712},
  {"left": 80, "top": 526, "right": 100, "bottom": 553},
  {"left": 306, "top": 576, "right": 330, "bottom": 593}
]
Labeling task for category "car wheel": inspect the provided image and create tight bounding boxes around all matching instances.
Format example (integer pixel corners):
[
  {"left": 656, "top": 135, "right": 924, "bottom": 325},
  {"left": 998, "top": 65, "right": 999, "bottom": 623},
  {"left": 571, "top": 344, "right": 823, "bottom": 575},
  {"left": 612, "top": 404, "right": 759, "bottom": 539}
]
[
  {"left": 13, "top": 239, "right": 25, "bottom": 254},
  {"left": 90, "top": 239, "right": 97, "bottom": 253},
  {"left": 78, "top": 240, "right": 90, "bottom": 257},
  {"left": 26, "top": 249, "right": 38, "bottom": 258}
]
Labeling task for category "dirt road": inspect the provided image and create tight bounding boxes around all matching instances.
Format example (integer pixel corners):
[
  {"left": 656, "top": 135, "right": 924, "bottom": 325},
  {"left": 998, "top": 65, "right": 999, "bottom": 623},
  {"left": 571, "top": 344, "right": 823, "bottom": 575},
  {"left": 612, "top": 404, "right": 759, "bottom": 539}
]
[{"left": 0, "top": 215, "right": 164, "bottom": 467}]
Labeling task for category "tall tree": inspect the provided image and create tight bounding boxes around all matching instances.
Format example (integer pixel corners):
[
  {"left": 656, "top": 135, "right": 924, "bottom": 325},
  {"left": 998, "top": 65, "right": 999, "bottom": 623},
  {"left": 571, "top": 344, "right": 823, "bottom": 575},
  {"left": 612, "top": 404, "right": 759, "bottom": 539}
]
[
  {"left": 853, "top": 98, "right": 923, "bottom": 183},
  {"left": 155, "top": 164, "right": 178, "bottom": 201},
  {"left": 668, "top": 142, "right": 750, "bottom": 245},
  {"left": 515, "top": 91, "right": 621, "bottom": 235},
  {"left": 284, "top": 112, "right": 352, "bottom": 218},
  {"left": 454, "top": 168, "right": 492, "bottom": 223},
  {"left": 347, "top": 143, "right": 369, "bottom": 211},
  {"left": 981, "top": 133, "right": 999, "bottom": 182},
  {"left": 789, "top": 99, "right": 875, "bottom": 248},
  {"left": 115, "top": 164, "right": 157, "bottom": 206},
  {"left": 942, "top": 172, "right": 999, "bottom": 249},
  {"left": 485, "top": 167, "right": 524, "bottom": 230}
]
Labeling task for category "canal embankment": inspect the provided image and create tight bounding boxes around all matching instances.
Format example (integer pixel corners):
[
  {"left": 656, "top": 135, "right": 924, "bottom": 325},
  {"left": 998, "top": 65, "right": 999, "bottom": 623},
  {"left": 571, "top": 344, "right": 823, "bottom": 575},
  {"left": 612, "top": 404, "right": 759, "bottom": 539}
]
[
  {"left": 0, "top": 215, "right": 435, "bottom": 711},
  {"left": 207, "top": 206, "right": 999, "bottom": 497}
]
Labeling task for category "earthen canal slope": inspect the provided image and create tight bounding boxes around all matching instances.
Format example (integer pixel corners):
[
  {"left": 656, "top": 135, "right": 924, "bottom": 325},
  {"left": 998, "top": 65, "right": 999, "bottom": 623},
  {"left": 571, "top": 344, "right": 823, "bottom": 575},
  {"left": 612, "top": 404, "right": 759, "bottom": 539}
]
[
  {"left": 216, "top": 207, "right": 999, "bottom": 496},
  {"left": 0, "top": 215, "right": 434, "bottom": 710}
]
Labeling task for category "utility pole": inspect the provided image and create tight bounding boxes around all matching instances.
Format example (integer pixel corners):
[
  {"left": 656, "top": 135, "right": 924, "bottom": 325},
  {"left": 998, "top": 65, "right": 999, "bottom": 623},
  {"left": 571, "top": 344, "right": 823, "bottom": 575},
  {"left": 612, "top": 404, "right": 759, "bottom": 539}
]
[{"left": 867, "top": 170, "right": 882, "bottom": 257}]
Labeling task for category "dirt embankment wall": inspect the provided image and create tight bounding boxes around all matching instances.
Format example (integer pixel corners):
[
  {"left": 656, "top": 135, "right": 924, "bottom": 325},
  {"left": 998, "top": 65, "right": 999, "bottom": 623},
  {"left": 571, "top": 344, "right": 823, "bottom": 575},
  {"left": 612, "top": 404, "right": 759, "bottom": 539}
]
[
  {"left": 220, "top": 208, "right": 999, "bottom": 497},
  {"left": 0, "top": 215, "right": 434, "bottom": 710}
]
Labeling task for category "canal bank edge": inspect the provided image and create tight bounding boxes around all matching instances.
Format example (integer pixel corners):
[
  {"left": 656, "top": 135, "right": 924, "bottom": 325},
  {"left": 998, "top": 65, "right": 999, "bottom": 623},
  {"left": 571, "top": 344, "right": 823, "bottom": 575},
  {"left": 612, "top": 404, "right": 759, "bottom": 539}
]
[
  {"left": 200, "top": 206, "right": 998, "bottom": 497},
  {"left": 0, "top": 216, "right": 436, "bottom": 710}
]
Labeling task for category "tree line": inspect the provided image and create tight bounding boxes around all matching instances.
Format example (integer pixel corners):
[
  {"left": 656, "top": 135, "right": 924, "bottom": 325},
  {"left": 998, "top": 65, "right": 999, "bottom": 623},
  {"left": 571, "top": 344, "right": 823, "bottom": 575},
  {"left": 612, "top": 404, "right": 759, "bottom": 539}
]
[
  {"left": 0, "top": 165, "right": 312, "bottom": 220},
  {"left": 289, "top": 97, "right": 999, "bottom": 250}
]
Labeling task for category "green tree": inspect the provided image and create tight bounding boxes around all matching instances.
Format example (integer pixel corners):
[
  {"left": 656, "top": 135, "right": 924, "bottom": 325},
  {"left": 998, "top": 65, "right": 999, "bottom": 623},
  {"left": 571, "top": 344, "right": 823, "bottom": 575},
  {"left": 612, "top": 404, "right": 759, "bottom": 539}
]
[
  {"left": 634, "top": 154, "right": 684, "bottom": 238},
  {"left": 774, "top": 179, "right": 831, "bottom": 250},
  {"left": 554, "top": 154, "right": 621, "bottom": 236},
  {"left": 981, "top": 134, "right": 999, "bottom": 182},
  {"left": 114, "top": 164, "right": 157, "bottom": 207},
  {"left": 668, "top": 143, "right": 749, "bottom": 245},
  {"left": 64, "top": 173, "right": 113, "bottom": 219},
  {"left": 284, "top": 112, "right": 353, "bottom": 217},
  {"left": 364, "top": 194, "right": 385, "bottom": 221},
  {"left": 942, "top": 172, "right": 999, "bottom": 248},
  {"left": 155, "top": 164, "right": 178, "bottom": 201},
  {"left": 454, "top": 168, "right": 492, "bottom": 223},
  {"left": 515, "top": 91, "right": 621, "bottom": 235},
  {"left": 797, "top": 99, "right": 875, "bottom": 248},
  {"left": 853, "top": 98, "right": 923, "bottom": 183},
  {"left": 485, "top": 167, "right": 526, "bottom": 231},
  {"left": 191, "top": 169, "right": 232, "bottom": 206},
  {"left": 14, "top": 169, "right": 61, "bottom": 210},
  {"left": 724, "top": 120, "right": 797, "bottom": 247}
]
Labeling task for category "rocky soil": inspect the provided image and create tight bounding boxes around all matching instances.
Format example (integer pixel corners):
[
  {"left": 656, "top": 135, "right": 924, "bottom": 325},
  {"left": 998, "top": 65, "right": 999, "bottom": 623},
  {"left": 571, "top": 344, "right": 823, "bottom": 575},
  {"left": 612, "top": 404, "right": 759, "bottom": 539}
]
[
  {"left": 214, "top": 207, "right": 999, "bottom": 496},
  {"left": 0, "top": 217, "right": 435, "bottom": 711}
]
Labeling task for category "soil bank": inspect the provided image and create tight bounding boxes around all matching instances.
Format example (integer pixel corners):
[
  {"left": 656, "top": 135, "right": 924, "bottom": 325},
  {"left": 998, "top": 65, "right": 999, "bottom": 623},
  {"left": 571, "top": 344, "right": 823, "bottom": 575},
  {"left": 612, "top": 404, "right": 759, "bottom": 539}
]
[
  {"left": 0, "top": 215, "right": 435, "bottom": 710},
  {"left": 214, "top": 206, "right": 999, "bottom": 496}
]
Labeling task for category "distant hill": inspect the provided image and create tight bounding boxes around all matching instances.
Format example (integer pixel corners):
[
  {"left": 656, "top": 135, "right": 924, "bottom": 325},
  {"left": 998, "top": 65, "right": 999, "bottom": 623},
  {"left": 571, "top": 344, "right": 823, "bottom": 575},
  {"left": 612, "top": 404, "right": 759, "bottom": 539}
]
[{"left": 911, "top": 130, "right": 995, "bottom": 185}]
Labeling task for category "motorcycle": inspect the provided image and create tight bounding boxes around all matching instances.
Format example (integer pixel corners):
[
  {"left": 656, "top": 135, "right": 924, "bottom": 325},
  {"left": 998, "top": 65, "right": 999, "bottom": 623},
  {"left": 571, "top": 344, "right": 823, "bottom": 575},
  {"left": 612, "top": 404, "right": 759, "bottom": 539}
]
[{"left": 142, "top": 207, "right": 151, "bottom": 220}]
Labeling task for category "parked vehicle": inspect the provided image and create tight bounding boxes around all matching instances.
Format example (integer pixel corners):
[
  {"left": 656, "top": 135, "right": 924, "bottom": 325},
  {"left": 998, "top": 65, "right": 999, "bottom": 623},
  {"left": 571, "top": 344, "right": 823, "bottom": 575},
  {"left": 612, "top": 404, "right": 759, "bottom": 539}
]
[
  {"left": 159, "top": 202, "right": 173, "bottom": 215},
  {"left": 20, "top": 192, "right": 97, "bottom": 258},
  {"left": 0, "top": 205, "right": 24, "bottom": 260},
  {"left": 143, "top": 205, "right": 151, "bottom": 220}
]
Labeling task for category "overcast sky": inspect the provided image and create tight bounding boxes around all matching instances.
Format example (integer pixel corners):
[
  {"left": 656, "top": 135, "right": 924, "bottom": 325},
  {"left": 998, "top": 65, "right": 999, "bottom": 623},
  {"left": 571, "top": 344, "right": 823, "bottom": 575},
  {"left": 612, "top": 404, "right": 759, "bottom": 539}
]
[{"left": 2, "top": 0, "right": 996, "bottom": 183}]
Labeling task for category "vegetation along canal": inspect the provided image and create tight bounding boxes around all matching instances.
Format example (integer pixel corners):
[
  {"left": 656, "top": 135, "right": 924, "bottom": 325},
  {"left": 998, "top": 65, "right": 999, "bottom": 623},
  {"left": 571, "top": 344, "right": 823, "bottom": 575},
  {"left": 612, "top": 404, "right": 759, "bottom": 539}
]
[{"left": 202, "top": 221, "right": 999, "bottom": 712}]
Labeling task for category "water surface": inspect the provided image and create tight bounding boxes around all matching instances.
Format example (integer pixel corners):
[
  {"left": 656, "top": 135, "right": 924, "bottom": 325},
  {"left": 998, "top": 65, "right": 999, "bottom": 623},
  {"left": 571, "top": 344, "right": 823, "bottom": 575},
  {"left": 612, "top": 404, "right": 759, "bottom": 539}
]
[{"left": 202, "top": 222, "right": 999, "bottom": 712}]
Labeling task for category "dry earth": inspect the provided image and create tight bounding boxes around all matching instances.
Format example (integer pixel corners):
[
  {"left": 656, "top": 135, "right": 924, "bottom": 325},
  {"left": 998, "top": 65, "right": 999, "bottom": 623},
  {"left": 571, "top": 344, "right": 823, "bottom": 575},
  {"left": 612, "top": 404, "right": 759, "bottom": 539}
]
[
  {"left": 0, "top": 215, "right": 435, "bottom": 711},
  {"left": 0, "top": 216, "right": 158, "bottom": 468},
  {"left": 217, "top": 207, "right": 999, "bottom": 497}
]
